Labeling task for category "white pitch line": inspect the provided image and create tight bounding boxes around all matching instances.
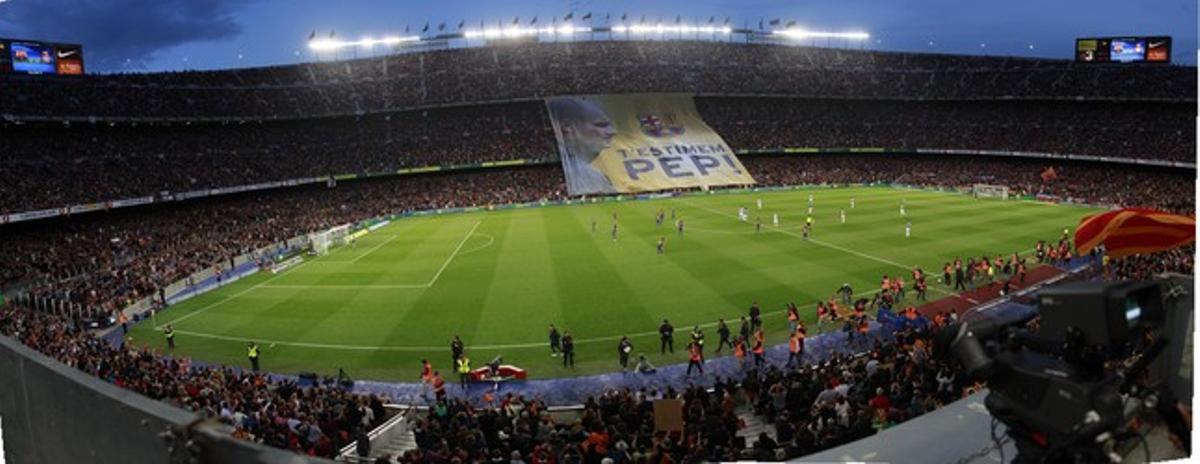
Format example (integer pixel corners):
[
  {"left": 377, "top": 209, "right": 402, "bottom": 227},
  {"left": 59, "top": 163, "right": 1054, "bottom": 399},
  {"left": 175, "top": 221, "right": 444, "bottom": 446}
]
[
  {"left": 155, "top": 261, "right": 310, "bottom": 329},
  {"left": 809, "top": 237, "right": 912, "bottom": 269},
  {"left": 258, "top": 284, "right": 430, "bottom": 289},
  {"left": 168, "top": 288, "right": 885, "bottom": 352},
  {"left": 458, "top": 233, "right": 496, "bottom": 255},
  {"left": 349, "top": 233, "right": 402, "bottom": 264},
  {"left": 425, "top": 220, "right": 482, "bottom": 287},
  {"left": 677, "top": 199, "right": 915, "bottom": 271}
]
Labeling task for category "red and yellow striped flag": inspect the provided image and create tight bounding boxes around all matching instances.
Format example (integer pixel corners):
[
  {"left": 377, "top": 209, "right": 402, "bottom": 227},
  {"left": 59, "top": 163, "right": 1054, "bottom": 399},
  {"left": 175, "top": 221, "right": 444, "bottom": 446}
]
[{"left": 1074, "top": 208, "right": 1195, "bottom": 259}]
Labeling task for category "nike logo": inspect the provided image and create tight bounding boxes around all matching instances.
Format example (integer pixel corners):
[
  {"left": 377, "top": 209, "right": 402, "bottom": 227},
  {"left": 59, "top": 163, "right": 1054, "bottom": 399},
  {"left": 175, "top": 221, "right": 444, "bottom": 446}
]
[
  {"left": 57, "top": 49, "right": 77, "bottom": 58},
  {"left": 1149, "top": 41, "right": 1165, "bottom": 48}
]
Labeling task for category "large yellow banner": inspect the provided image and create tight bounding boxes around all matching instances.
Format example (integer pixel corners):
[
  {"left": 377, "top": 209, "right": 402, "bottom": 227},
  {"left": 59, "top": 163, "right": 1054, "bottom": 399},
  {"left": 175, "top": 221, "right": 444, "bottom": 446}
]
[{"left": 546, "top": 94, "right": 756, "bottom": 196}]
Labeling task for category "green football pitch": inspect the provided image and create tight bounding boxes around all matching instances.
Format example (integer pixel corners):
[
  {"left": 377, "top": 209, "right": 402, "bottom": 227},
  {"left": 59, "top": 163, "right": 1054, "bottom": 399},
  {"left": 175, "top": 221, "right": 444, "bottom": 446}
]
[{"left": 131, "top": 186, "right": 1100, "bottom": 381}]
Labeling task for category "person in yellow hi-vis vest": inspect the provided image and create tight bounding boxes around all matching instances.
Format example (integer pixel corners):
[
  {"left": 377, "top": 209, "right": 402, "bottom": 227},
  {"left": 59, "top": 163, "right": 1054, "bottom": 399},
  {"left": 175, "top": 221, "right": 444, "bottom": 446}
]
[
  {"left": 247, "top": 342, "right": 260, "bottom": 372},
  {"left": 456, "top": 354, "right": 471, "bottom": 390}
]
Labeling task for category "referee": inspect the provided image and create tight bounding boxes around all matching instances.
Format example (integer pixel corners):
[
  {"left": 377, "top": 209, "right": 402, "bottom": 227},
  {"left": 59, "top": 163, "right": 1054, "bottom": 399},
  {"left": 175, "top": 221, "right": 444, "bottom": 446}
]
[{"left": 164, "top": 325, "right": 176, "bottom": 350}]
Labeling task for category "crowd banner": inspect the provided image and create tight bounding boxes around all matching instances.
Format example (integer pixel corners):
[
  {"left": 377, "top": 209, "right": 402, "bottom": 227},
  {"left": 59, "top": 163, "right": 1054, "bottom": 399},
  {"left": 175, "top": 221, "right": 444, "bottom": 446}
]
[{"left": 546, "top": 93, "right": 755, "bottom": 196}]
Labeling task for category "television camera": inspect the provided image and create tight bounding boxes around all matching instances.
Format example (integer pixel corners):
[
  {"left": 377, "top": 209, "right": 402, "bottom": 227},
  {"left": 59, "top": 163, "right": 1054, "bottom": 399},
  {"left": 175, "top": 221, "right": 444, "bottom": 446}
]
[{"left": 937, "top": 279, "right": 1191, "bottom": 463}]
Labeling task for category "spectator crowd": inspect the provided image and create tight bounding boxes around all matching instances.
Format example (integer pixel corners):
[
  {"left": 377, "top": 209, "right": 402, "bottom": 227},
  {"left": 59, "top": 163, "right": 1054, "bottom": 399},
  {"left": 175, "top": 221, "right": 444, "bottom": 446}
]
[
  {"left": 0, "top": 304, "right": 390, "bottom": 458},
  {"left": 1, "top": 98, "right": 1193, "bottom": 214},
  {"left": 0, "top": 41, "right": 1192, "bottom": 120},
  {"left": 0, "top": 267, "right": 984, "bottom": 461}
]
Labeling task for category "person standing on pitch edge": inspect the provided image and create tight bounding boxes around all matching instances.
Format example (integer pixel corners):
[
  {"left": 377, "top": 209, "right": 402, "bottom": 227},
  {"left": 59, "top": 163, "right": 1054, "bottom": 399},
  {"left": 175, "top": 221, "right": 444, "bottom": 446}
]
[
  {"left": 247, "top": 342, "right": 260, "bottom": 372},
  {"left": 686, "top": 340, "right": 704, "bottom": 377},
  {"left": 456, "top": 353, "right": 471, "bottom": 390},
  {"left": 164, "top": 324, "right": 175, "bottom": 351},
  {"left": 748, "top": 301, "right": 762, "bottom": 329},
  {"left": 659, "top": 319, "right": 675, "bottom": 354},
  {"left": 450, "top": 335, "right": 465, "bottom": 367},
  {"left": 548, "top": 325, "right": 561, "bottom": 357},
  {"left": 561, "top": 332, "right": 576, "bottom": 368},
  {"left": 618, "top": 336, "right": 633, "bottom": 371},
  {"left": 716, "top": 318, "right": 732, "bottom": 353}
]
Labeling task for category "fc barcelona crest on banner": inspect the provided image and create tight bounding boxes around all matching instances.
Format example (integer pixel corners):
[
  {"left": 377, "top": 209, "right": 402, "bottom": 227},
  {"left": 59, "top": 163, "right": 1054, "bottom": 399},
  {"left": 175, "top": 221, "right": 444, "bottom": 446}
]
[
  {"left": 546, "top": 93, "right": 756, "bottom": 196},
  {"left": 639, "top": 113, "right": 685, "bottom": 137}
]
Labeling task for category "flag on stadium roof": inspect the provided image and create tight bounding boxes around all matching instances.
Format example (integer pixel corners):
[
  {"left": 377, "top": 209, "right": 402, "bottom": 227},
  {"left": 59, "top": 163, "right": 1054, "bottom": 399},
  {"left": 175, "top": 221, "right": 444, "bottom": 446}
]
[
  {"left": 564, "top": 12, "right": 573, "bottom": 21},
  {"left": 1074, "top": 208, "right": 1195, "bottom": 259},
  {"left": 769, "top": 18, "right": 781, "bottom": 26},
  {"left": 582, "top": 12, "right": 591, "bottom": 21},
  {"left": 530, "top": 16, "right": 537, "bottom": 25},
  {"left": 308, "top": 30, "right": 316, "bottom": 40}
]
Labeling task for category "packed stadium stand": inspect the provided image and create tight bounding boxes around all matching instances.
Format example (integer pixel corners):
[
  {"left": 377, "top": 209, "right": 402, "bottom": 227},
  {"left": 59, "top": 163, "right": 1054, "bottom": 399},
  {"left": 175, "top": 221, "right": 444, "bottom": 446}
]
[
  {"left": 0, "top": 40, "right": 1195, "bottom": 462},
  {"left": 0, "top": 42, "right": 1194, "bottom": 120}
]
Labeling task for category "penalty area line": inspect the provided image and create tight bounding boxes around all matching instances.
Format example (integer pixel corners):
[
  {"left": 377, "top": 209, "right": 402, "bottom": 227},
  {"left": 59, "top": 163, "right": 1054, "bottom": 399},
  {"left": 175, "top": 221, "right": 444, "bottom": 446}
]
[
  {"left": 348, "top": 233, "right": 403, "bottom": 264},
  {"left": 154, "top": 259, "right": 311, "bottom": 330},
  {"left": 426, "top": 220, "right": 482, "bottom": 287}
]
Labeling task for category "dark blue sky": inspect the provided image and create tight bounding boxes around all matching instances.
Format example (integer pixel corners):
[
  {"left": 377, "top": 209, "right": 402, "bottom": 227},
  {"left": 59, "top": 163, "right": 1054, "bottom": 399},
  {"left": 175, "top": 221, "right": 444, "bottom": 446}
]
[{"left": 0, "top": 0, "right": 1195, "bottom": 72}]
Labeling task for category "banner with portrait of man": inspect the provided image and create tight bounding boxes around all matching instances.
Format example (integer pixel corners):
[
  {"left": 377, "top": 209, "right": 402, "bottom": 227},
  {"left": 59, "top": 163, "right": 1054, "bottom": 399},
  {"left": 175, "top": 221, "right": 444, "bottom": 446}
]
[{"left": 546, "top": 93, "right": 756, "bottom": 196}]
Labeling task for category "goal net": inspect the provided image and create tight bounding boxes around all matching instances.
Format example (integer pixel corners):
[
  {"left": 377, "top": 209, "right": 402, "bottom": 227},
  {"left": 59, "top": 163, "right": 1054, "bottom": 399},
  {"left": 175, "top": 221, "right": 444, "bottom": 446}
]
[
  {"left": 973, "top": 184, "right": 1010, "bottom": 200},
  {"left": 310, "top": 224, "right": 352, "bottom": 256}
]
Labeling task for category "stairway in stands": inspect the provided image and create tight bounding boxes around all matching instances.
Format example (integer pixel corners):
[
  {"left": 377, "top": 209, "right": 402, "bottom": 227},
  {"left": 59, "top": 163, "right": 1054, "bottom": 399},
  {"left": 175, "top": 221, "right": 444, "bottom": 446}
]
[
  {"left": 338, "top": 411, "right": 419, "bottom": 463},
  {"left": 735, "top": 403, "right": 778, "bottom": 449}
]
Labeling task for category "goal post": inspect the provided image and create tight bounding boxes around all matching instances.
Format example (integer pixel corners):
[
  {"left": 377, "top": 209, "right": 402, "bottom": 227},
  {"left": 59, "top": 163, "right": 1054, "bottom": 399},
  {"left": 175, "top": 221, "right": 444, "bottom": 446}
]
[
  {"left": 972, "top": 184, "right": 1010, "bottom": 200},
  {"left": 310, "top": 224, "right": 352, "bottom": 256}
]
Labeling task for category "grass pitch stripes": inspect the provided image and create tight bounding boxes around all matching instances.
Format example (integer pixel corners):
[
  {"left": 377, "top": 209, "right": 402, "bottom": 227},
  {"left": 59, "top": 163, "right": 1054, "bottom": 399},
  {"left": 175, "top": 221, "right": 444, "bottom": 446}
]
[{"left": 132, "top": 186, "right": 1100, "bottom": 380}]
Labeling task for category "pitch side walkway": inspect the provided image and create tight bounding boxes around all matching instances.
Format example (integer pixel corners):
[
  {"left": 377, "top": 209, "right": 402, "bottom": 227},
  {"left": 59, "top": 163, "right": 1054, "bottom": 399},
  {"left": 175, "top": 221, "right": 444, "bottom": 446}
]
[{"left": 348, "top": 325, "right": 897, "bottom": 407}]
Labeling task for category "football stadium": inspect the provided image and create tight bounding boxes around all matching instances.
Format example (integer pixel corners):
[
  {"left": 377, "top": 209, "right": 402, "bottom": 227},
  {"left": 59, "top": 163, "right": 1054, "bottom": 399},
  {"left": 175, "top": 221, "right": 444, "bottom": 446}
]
[{"left": 0, "top": 2, "right": 1196, "bottom": 463}]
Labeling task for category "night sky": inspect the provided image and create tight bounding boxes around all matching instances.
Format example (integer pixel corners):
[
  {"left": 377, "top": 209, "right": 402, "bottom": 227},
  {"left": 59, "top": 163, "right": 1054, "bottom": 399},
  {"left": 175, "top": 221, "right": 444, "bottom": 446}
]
[{"left": 0, "top": 0, "right": 1194, "bottom": 73}]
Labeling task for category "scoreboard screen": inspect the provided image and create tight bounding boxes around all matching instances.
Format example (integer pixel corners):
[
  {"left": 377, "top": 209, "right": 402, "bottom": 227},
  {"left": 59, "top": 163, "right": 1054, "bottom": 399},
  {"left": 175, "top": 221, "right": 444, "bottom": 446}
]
[
  {"left": 11, "top": 41, "right": 55, "bottom": 74},
  {"left": 0, "top": 38, "right": 84, "bottom": 75},
  {"left": 1077, "top": 36, "right": 1170, "bottom": 63}
]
